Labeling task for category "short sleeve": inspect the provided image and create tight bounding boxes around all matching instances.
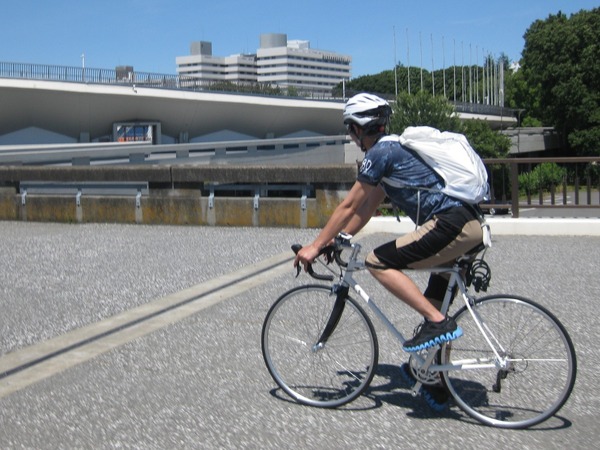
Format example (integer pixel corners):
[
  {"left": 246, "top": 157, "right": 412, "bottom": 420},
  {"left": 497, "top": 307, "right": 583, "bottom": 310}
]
[{"left": 356, "top": 145, "right": 390, "bottom": 186}]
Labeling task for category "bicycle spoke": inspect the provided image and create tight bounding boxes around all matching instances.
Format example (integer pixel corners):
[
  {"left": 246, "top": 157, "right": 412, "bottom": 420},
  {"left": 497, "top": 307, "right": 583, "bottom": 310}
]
[
  {"left": 262, "top": 285, "right": 378, "bottom": 408},
  {"left": 442, "top": 295, "right": 576, "bottom": 429}
]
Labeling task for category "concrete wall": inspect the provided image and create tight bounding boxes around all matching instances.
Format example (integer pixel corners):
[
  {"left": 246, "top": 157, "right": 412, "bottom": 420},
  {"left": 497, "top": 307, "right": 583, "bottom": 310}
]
[{"left": 0, "top": 165, "right": 356, "bottom": 227}]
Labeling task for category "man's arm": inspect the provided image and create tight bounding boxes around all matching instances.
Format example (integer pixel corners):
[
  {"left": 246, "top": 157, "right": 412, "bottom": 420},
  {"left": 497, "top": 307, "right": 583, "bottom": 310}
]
[
  {"left": 295, "top": 180, "right": 384, "bottom": 269},
  {"left": 344, "top": 183, "right": 386, "bottom": 236}
]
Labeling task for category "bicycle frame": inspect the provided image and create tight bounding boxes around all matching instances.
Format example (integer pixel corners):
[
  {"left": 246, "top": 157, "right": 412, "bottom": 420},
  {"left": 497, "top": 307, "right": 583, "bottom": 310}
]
[
  {"left": 268, "top": 235, "right": 576, "bottom": 428},
  {"left": 313, "top": 237, "right": 506, "bottom": 395}
]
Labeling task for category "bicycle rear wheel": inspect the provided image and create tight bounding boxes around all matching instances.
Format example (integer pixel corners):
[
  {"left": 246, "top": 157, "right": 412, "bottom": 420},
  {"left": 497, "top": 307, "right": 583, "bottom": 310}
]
[
  {"left": 441, "top": 295, "right": 577, "bottom": 428},
  {"left": 261, "top": 284, "right": 378, "bottom": 408}
]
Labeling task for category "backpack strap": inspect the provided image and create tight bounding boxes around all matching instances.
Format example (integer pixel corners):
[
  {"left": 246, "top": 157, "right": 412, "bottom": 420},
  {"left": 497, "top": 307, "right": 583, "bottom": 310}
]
[{"left": 464, "top": 203, "right": 492, "bottom": 248}]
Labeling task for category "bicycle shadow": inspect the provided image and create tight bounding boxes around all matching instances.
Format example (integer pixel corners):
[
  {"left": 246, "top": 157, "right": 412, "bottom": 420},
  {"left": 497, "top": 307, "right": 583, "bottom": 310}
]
[
  {"left": 366, "top": 363, "right": 573, "bottom": 430},
  {"left": 267, "top": 363, "right": 463, "bottom": 420},
  {"left": 364, "top": 363, "right": 466, "bottom": 422},
  {"left": 267, "top": 363, "right": 572, "bottom": 430}
]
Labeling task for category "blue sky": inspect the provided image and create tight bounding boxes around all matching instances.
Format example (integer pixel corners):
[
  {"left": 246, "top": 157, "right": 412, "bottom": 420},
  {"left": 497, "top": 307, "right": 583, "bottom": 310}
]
[{"left": 1, "top": 0, "right": 597, "bottom": 77}]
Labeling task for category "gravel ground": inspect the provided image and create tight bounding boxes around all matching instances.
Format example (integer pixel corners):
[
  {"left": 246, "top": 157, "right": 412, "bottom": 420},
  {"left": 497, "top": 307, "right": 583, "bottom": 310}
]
[
  {"left": 0, "top": 221, "right": 318, "bottom": 354},
  {"left": 0, "top": 221, "right": 598, "bottom": 449}
]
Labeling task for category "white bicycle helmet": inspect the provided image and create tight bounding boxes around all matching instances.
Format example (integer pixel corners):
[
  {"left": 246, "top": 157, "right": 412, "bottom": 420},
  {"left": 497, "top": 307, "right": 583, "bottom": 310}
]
[{"left": 343, "top": 93, "right": 392, "bottom": 131}]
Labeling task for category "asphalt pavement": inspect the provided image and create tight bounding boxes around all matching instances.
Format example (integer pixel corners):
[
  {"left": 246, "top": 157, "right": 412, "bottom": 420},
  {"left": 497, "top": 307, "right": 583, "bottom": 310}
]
[{"left": 0, "top": 221, "right": 598, "bottom": 449}]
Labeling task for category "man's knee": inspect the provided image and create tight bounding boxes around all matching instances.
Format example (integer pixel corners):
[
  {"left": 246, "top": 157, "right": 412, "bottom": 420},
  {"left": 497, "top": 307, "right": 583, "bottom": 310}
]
[
  {"left": 365, "top": 250, "right": 390, "bottom": 273},
  {"left": 366, "top": 240, "right": 404, "bottom": 273}
]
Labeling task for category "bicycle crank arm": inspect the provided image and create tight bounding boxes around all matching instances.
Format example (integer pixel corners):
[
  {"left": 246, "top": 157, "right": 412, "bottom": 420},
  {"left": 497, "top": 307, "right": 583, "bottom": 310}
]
[{"left": 411, "top": 381, "right": 423, "bottom": 397}]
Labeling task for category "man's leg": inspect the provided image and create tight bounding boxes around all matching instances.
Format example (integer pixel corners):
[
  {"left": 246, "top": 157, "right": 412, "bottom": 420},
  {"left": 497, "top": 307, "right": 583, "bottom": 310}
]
[
  {"left": 365, "top": 207, "right": 483, "bottom": 352},
  {"left": 367, "top": 264, "right": 461, "bottom": 352},
  {"left": 424, "top": 273, "right": 456, "bottom": 311},
  {"left": 368, "top": 267, "right": 446, "bottom": 322}
]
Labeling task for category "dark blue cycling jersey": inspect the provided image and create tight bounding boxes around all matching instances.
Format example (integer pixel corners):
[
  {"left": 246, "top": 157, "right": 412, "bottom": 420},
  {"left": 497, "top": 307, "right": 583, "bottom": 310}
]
[{"left": 357, "top": 138, "right": 464, "bottom": 224}]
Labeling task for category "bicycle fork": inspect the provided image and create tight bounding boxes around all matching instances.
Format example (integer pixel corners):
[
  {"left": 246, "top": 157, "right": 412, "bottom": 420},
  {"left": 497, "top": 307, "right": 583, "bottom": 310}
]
[{"left": 311, "top": 284, "right": 349, "bottom": 352}]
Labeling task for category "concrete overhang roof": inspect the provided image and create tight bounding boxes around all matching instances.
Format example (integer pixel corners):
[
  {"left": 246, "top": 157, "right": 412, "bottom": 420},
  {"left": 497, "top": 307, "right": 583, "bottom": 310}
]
[{"left": 0, "top": 79, "right": 347, "bottom": 141}]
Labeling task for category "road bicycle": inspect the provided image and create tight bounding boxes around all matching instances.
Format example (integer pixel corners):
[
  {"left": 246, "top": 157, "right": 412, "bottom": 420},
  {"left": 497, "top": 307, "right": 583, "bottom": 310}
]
[{"left": 261, "top": 233, "right": 577, "bottom": 429}]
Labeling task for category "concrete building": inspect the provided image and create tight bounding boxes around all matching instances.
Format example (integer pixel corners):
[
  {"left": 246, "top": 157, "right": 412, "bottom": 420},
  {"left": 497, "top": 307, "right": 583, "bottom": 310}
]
[
  {"left": 0, "top": 76, "right": 347, "bottom": 146},
  {"left": 176, "top": 41, "right": 258, "bottom": 85},
  {"left": 176, "top": 33, "right": 351, "bottom": 98}
]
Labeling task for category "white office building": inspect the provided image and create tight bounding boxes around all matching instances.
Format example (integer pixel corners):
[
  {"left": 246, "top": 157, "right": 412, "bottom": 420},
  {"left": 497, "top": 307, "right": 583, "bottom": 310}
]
[
  {"left": 176, "top": 34, "right": 351, "bottom": 97},
  {"left": 176, "top": 41, "right": 257, "bottom": 85}
]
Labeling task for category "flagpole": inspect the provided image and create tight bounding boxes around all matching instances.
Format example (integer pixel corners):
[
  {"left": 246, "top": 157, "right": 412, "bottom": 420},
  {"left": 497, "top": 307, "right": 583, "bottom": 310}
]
[
  {"left": 442, "top": 36, "right": 446, "bottom": 99},
  {"left": 406, "top": 28, "right": 411, "bottom": 95},
  {"left": 453, "top": 39, "right": 456, "bottom": 102},
  {"left": 393, "top": 26, "right": 398, "bottom": 98},
  {"left": 461, "top": 41, "right": 465, "bottom": 102},
  {"left": 431, "top": 33, "right": 435, "bottom": 96},
  {"left": 419, "top": 32, "right": 423, "bottom": 92}
]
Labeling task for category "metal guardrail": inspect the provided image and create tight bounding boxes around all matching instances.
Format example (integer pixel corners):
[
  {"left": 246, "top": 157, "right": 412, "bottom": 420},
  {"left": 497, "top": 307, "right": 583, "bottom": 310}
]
[
  {"left": 19, "top": 181, "right": 149, "bottom": 196},
  {"left": 205, "top": 183, "right": 313, "bottom": 210},
  {"left": 19, "top": 181, "right": 149, "bottom": 208}
]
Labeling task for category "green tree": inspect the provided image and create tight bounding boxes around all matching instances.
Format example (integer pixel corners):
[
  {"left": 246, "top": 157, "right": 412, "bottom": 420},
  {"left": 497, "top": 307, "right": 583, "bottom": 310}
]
[
  {"left": 518, "top": 163, "right": 567, "bottom": 194},
  {"left": 461, "top": 119, "right": 511, "bottom": 159},
  {"left": 339, "top": 65, "right": 440, "bottom": 98},
  {"left": 504, "top": 67, "right": 543, "bottom": 126},
  {"left": 346, "top": 69, "right": 397, "bottom": 95},
  {"left": 390, "top": 91, "right": 461, "bottom": 133},
  {"left": 520, "top": 8, "right": 600, "bottom": 155}
]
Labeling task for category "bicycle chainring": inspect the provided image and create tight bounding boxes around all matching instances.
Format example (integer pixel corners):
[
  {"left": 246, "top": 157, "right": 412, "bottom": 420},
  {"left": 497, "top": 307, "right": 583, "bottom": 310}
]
[{"left": 408, "top": 352, "right": 442, "bottom": 386}]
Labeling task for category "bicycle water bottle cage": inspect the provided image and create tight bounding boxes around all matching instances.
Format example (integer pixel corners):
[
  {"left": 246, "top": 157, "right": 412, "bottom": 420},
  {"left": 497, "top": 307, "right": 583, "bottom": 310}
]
[{"left": 467, "top": 259, "right": 491, "bottom": 292}]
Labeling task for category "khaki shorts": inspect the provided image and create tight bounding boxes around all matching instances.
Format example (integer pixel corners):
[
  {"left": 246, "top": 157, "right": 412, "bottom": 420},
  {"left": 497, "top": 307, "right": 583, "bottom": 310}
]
[{"left": 365, "top": 205, "right": 483, "bottom": 302}]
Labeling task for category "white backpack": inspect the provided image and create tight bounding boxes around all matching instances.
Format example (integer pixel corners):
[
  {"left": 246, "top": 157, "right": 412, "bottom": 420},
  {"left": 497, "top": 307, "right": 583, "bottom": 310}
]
[{"left": 381, "top": 126, "right": 490, "bottom": 205}]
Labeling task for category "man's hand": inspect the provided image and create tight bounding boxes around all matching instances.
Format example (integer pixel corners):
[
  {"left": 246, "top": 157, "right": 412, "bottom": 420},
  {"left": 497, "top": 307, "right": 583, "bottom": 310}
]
[{"left": 293, "top": 243, "right": 321, "bottom": 272}]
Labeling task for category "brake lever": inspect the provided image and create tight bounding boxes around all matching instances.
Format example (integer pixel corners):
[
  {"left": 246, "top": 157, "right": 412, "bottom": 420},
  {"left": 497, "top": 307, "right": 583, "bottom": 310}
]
[
  {"left": 291, "top": 244, "right": 335, "bottom": 281},
  {"left": 292, "top": 244, "right": 303, "bottom": 278}
]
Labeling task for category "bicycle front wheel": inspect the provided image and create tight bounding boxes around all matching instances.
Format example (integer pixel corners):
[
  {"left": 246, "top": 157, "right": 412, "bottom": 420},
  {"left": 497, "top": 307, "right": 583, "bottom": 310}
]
[
  {"left": 261, "top": 284, "right": 378, "bottom": 408},
  {"left": 441, "top": 295, "right": 577, "bottom": 429}
]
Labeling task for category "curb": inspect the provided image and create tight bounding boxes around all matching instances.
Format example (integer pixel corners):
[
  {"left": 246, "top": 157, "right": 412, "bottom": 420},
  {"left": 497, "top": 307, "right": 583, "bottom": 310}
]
[{"left": 363, "top": 216, "right": 600, "bottom": 236}]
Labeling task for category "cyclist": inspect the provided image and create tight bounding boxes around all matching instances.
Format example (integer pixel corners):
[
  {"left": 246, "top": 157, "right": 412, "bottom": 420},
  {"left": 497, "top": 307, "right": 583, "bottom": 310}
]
[{"left": 294, "top": 93, "right": 484, "bottom": 356}]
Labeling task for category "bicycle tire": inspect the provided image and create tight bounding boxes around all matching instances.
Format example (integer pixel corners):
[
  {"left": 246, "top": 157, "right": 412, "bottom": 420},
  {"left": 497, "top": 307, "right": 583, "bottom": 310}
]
[
  {"left": 440, "top": 295, "right": 577, "bottom": 429},
  {"left": 261, "top": 284, "right": 378, "bottom": 408}
]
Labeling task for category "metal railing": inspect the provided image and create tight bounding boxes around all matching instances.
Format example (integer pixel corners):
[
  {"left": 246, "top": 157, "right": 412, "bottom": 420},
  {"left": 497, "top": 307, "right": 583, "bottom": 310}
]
[
  {"left": 452, "top": 101, "right": 516, "bottom": 120},
  {"left": 0, "top": 61, "right": 338, "bottom": 99},
  {"left": 2, "top": 61, "right": 518, "bottom": 113},
  {"left": 486, "top": 157, "right": 600, "bottom": 217}
]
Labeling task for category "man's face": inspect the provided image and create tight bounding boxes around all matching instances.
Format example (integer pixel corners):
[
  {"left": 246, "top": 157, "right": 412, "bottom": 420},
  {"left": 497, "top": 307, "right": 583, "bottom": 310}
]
[{"left": 346, "top": 123, "right": 363, "bottom": 149}]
